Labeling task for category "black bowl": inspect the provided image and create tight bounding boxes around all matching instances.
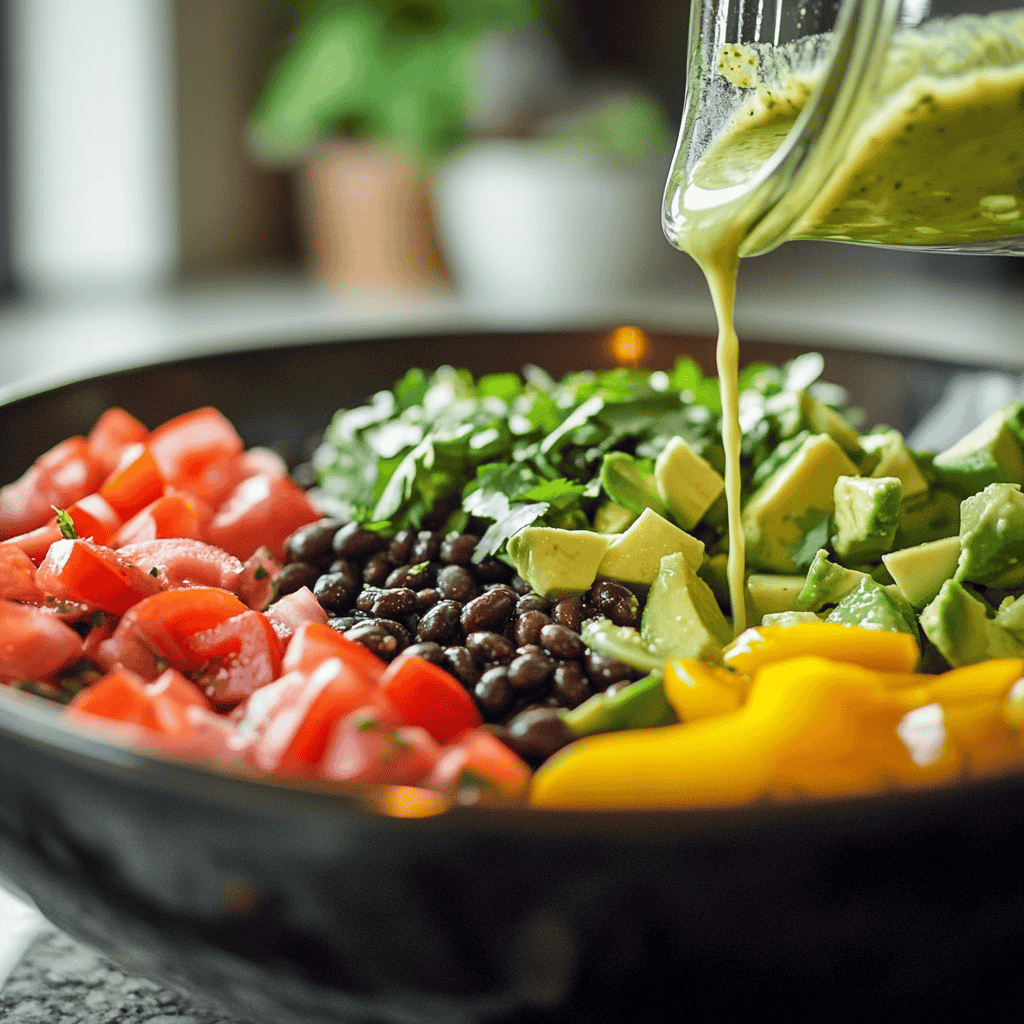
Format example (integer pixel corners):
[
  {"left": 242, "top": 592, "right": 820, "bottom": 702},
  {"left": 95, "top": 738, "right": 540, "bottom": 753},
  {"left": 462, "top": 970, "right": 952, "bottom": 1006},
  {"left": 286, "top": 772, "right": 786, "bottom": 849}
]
[{"left": 0, "top": 329, "right": 1021, "bottom": 1024}]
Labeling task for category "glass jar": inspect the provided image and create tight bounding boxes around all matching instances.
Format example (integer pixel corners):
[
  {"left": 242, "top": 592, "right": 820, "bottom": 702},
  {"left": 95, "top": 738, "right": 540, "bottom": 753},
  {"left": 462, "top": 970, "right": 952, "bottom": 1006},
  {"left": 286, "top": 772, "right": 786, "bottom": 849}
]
[{"left": 663, "top": 0, "right": 1024, "bottom": 257}]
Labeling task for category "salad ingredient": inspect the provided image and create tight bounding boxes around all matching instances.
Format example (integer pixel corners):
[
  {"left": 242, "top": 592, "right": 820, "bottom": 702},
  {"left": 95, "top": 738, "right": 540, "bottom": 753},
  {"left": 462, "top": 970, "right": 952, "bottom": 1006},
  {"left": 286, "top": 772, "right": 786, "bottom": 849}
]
[
  {"left": 0, "top": 600, "right": 83, "bottom": 681},
  {"left": 881, "top": 536, "right": 961, "bottom": 610},
  {"left": 506, "top": 527, "right": 613, "bottom": 600},
  {"left": 653, "top": 436, "right": 724, "bottom": 530},
  {"left": 378, "top": 654, "right": 482, "bottom": 744},
  {"left": 595, "top": 507, "right": 704, "bottom": 588},
  {"left": 920, "top": 581, "right": 1024, "bottom": 668},
  {"left": 955, "top": 483, "right": 1024, "bottom": 588},
  {"left": 563, "top": 671, "right": 676, "bottom": 737},
  {"left": 36, "top": 539, "right": 163, "bottom": 615},
  {"left": 831, "top": 475, "right": 902, "bottom": 563}
]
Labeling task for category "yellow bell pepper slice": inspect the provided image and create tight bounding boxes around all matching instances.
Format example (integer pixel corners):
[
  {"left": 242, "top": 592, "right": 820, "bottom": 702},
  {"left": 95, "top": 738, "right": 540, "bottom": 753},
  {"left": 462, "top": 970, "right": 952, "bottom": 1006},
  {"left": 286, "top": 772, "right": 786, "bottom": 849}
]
[
  {"left": 724, "top": 622, "right": 919, "bottom": 675},
  {"left": 663, "top": 659, "right": 747, "bottom": 722}
]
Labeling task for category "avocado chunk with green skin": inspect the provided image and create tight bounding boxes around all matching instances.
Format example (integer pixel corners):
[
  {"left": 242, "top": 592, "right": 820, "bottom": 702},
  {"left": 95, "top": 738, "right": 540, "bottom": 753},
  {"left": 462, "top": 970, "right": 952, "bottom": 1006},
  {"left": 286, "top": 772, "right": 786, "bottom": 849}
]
[
  {"left": 921, "top": 579, "right": 1024, "bottom": 667},
  {"left": 798, "top": 390, "right": 864, "bottom": 459},
  {"left": 796, "top": 548, "right": 870, "bottom": 611},
  {"left": 894, "top": 488, "right": 961, "bottom": 547},
  {"left": 600, "top": 452, "right": 668, "bottom": 519},
  {"left": 832, "top": 475, "right": 902, "bottom": 563},
  {"left": 654, "top": 436, "right": 725, "bottom": 530},
  {"left": 742, "top": 433, "right": 859, "bottom": 573},
  {"left": 747, "top": 572, "right": 809, "bottom": 622},
  {"left": 825, "top": 577, "right": 919, "bottom": 641},
  {"left": 507, "top": 527, "right": 614, "bottom": 600},
  {"left": 860, "top": 429, "right": 929, "bottom": 500},
  {"left": 593, "top": 500, "right": 637, "bottom": 535},
  {"left": 579, "top": 617, "right": 663, "bottom": 674},
  {"left": 561, "top": 671, "right": 676, "bottom": 738},
  {"left": 597, "top": 507, "right": 704, "bottom": 588},
  {"left": 882, "top": 535, "right": 961, "bottom": 609},
  {"left": 931, "top": 406, "right": 1024, "bottom": 496},
  {"left": 955, "top": 483, "right": 1024, "bottom": 589},
  {"left": 995, "top": 596, "right": 1024, "bottom": 636},
  {"left": 640, "top": 551, "right": 733, "bottom": 664}
]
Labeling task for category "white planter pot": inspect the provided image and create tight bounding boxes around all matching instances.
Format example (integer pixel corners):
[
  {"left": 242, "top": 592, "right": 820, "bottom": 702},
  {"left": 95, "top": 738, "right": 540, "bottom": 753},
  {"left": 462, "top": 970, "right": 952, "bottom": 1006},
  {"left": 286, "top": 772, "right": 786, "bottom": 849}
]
[{"left": 433, "top": 141, "right": 682, "bottom": 306}]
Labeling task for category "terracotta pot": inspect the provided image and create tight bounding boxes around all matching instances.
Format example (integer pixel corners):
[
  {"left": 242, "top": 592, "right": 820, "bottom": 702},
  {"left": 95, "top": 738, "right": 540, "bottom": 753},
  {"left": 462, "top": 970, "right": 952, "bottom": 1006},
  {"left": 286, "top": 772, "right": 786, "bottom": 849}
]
[{"left": 300, "top": 139, "right": 449, "bottom": 290}]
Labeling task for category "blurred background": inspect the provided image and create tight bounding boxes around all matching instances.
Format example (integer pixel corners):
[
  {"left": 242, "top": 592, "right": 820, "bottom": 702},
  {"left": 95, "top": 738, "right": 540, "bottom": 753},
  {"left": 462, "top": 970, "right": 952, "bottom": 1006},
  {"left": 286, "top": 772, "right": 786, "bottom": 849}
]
[{"left": 0, "top": 0, "right": 1021, "bottom": 391}]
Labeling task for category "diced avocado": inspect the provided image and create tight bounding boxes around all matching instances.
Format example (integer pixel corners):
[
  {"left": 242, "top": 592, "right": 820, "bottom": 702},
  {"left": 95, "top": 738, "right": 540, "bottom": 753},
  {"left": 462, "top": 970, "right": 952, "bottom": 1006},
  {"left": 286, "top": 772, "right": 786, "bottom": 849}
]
[
  {"left": 593, "top": 500, "right": 637, "bottom": 535},
  {"left": 747, "top": 572, "right": 807, "bottom": 622},
  {"left": 561, "top": 672, "right": 676, "bottom": 737},
  {"left": 600, "top": 452, "right": 668, "bottom": 519},
  {"left": 742, "top": 433, "right": 859, "bottom": 573},
  {"left": 881, "top": 535, "right": 961, "bottom": 609},
  {"left": 931, "top": 406, "right": 1024, "bottom": 496},
  {"left": 750, "top": 430, "right": 811, "bottom": 489},
  {"left": 995, "top": 596, "right": 1024, "bottom": 636},
  {"left": 955, "top": 483, "right": 1024, "bottom": 589},
  {"left": 920, "top": 579, "right": 1024, "bottom": 667},
  {"left": 640, "top": 551, "right": 733, "bottom": 664},
  {"left": 597, "top": 507, "right": 704, "bottom": 588},
  {"left": 825, "top": 577, "right": 919, "bottom": 640},
  {"left": 796, "top": 548, "right": 870, "bottom": 610},
  {"left": 579, "top": 617, "right": 663, "bottom": 674},
  {"left": 998, "top": 401, "right": 1024, "bottom": 449},
  {"left": 832, "top": 475, "right": 902, "bottom": 563},
  {"left": 507, "top": 527, "right": 614, "bottom": 600},
  {"left": 894, "top": 488, "right": 961, "bottom": 546},
  {"left": 798, "top": 390, "right": 864, "bottom": 459},
  {"left": 761, "top": 610, "right": 823, "bottom": 627},
  {"left": 860, "top": 429, "right": 929, "bottom": 500},
  {"left": 654, "top": 436, "right": 725, "bottom": 530}
]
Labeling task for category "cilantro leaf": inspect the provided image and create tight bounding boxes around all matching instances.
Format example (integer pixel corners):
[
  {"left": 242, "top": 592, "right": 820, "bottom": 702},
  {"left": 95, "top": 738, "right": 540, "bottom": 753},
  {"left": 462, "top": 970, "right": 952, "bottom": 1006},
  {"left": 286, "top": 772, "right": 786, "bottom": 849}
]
[{"left": 53, "top": 507, "right": 77, "bottom": 540}]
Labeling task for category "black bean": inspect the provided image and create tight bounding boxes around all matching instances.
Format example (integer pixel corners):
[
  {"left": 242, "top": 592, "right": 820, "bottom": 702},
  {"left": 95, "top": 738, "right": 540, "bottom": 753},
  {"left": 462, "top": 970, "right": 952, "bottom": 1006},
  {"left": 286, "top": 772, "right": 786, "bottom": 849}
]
[
  {"left": 273, "top": 561, "right": 321, "bottom": 598},
  {"left": 345, "top": 621, "right": 402, "bottom": 660},
  {"left": 439, "top": 533, "right": 477, "bottom": 565},
  {"left": 387, "top": 530, "right": 415, "bottom": 565},
  {"left": 332, "top": 522, "right": 387, "bottom": 560},
  {"left": 516, "top": 593, "right": 551, "bottom": 615},
  {"left": 437, "top": 565, "right": 477, "bottom": 603},
  {"left": 362, "top": 551, "right": 394, "bottom": 587},
  {"left": 474, "top": 667, "right": 513, "bottom": 721},
  {"left": 285, "top": 518, "right": 345, "bottom": 564},
  {"left": 471, "top": 557, "right": 512, "bottom": 584},
  {"left": 585, "top": 652, "right": 636, "bottom": 688},
  {"left": 515, "top": 610, "right": 553, "bottom": 647},
  {"left": 590, "top": 578, "right": 640, "bottom": 628},
  {"left": 551, "top": 597, "right": 584, "bottom": 632},
  {"left": 416, "top": 588, "right": 441, "bottom": 612},
  {"left": 504, "top": 708, "right": 572, "bottom": 764},
  {"left": 402, "top": 642, "right": 446, "bottom": 666},
  {"left": 552, "top": 661, "right": 591, "bottom": 709},
  {"left": 516, "top": 643, "right": 546, "bottom": 658},
  {"left": 411, "top": 530, "right": 442, "bottom": 564},
  {"left": 355, "top": 586, "right": 386, "bottom": 613},
  {"left": 461, "top": 587, "right": 516, "bottom": 633},
  {"left": 442, "top": 646, "right": 480, "bottom": 687},
  {"left": 328, "top": 557, "right": 358, "bottom": 579},
  {"left": 313, "top": 572, "right": 357, "bottom": 613},
  {"left": 539, "top": 623, "right": 585, "bottom": 660},
  {"left": 327, "top": 616, "right": 358, "bottom": 632},
  {"left": 372, "top": 587, "right": 418, "bottom": 619},
  {"left": 416, "top": 600, "right": 463, "bottom": 644},
  {"left": 508, "top": 650, "right": 553, "bottom": 690},
  {"left": 385, "top": 563, "right": 438, "bottom": 590},
  {"left": 465, "top": 631, "right": 516, "bottom": 665},
  {"left": 509, "top": 573, "right": 532, "bottom": 596}
]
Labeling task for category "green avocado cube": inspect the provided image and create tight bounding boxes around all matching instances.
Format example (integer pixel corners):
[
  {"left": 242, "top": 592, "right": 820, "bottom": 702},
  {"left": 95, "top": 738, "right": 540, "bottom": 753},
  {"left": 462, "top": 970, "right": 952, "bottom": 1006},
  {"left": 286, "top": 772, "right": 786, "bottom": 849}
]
[
  {"left": 824, "top": 577, "right": 919, "bottom": 640},
  {"left": 860, "top": 429, "right": 929, "bottom": 500},
  {"left": 746, "top": 572, "right": 808, "bottom": 622},
  {"left": 995, "top": 597, "right": 1024, "bottom": 636},
  {"left": 955, "top": 482, "right": 1024, "bottom": 589},
  {"left": 920, "top": 579, "right": 1024, "bottom": 667},
  {"left": 881, "top": 535, "right": 961, "bottom": 610},
  {"left": 600, "top": 452, "right": 668, "bottom": 519},
  {"left": 742, "top": 433, "right": 859, "bottom": 573},
  {"left": 796, "top": 548, "right": 870, "bottom": 611},
  {"left": 597, "top": 507, "right": 704, "bottom": 588},
  {"left": 507, "top": 527, "right": 614, "bottom": 600},
  {"left": 798, "top": 390, "right": 864, "bottom": 459},
  {"left": 894, "top": 488, "right": 961, "bottom": 546},
  {"left": 931, "top": 406, "right": 1024, "bottom": 496},
  {"left": 832, "top": 475, "right": 902, "bottom": 563},
  {"left": 654, "top": 436, "right": 725, "bottom": 530}
]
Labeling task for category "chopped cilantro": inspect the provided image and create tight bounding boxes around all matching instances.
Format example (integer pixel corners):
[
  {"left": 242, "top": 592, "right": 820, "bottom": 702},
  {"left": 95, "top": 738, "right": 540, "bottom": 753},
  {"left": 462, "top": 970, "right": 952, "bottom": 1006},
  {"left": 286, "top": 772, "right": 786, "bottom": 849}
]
[
  {"left": 254, "top": 565, "right": 270, "bottom": 580},
  {"left": 53, "top": 507, "right": 78, "bottom": 539},
  {"left": 149, "top": 566, "right": 160, "bottom": 577}
]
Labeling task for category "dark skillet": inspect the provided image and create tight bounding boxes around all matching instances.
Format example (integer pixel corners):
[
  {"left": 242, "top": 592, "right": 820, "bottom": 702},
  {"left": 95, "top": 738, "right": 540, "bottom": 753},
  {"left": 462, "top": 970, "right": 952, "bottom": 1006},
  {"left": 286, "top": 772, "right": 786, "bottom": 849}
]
[{"left": 0, "top": 329, "right": 1020, "bottom": 1024}]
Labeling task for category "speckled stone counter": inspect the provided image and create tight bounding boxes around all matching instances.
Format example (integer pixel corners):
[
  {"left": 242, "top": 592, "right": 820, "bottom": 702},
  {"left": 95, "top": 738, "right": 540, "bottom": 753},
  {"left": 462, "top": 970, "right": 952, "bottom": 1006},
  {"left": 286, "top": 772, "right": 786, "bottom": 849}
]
[{"left": 1, "top": 929, "right": 251, "bottom": 1024}]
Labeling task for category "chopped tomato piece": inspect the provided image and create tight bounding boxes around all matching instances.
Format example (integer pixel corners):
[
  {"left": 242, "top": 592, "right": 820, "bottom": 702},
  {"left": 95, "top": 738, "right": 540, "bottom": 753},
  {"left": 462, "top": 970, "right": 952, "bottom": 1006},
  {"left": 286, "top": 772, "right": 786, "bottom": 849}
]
[
  {"left": 427, "top": 728, "right": 531, "bottom": 803},
  {"left": 6, "top": 522, "right": 62, "bottom": 564},
  {"left": 265, "top": 587, "right": 328, "bottom": 643},
  {"left": 67, "top": 666, "right": 211, "bottom": 738},
  {"left": 282, "top": 620, "right": 385, "bottom": 684},
  {"left": 0, "top": 542, "right": 46, "bottom": 602},
  {"left": 99, "top": 444, "right": 166, "bottom": 520},
  {"left": 87, "top": 408, "right": 150, "bottom": 475},
  {"left": 379, "top": 655, "right": 481, "bottom": 744},
  {"left": 187, "top": 609, "right": 283, "bottom": 709},
  {"left": 112, "top": 586, "right": 250, "bottom": 673},
  {"left": 148, "top": 407, "right": 243, "bottom": 490},
  {"left": 0, "top": 599, "right": 83, "bottom": 681},
  {"left": 112, "top": 491, "right": 209, "bottom": 547},
  {"left": 322, "top": 704, "right": 440, "bottom": 785},
  {"left": 232, "top": 548, "right": 278, "bottom": 611},
  {"left": 35, "top": 538, "right": 163, "bottom": 615},
  {"left": 64, "top": 493, "right": 123, "bottom": 546},
  {"left": 206, "top": 473, "right": 320, "bottom": 562}
]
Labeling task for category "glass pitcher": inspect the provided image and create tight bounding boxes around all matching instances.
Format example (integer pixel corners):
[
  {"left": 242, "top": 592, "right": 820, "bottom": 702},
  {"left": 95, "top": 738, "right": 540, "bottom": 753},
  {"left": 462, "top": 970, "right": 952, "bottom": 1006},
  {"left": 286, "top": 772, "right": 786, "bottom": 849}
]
[{"left": 663, "top": 0, "right": 1024, "bottom": 258}]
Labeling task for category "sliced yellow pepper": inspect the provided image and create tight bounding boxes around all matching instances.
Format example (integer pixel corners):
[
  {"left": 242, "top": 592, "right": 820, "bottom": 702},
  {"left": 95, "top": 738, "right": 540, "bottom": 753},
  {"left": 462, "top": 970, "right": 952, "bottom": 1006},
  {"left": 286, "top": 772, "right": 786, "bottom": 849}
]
[
  {"left": 724, "top": 622, "right": 919, "bottom": 675},
  {"left": 663, "top": 659, "right": 748, "bottom": 722}
]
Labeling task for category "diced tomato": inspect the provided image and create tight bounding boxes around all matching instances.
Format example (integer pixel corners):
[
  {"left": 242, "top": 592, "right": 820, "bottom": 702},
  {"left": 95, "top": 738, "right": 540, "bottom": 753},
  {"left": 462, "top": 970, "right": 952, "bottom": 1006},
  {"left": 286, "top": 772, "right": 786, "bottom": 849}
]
[
  {"left": 206, "top": 473, "right": 320, "bottom": 562},
  {"left": 239, "top": 447, "right": 288, "bottom": 478},
  {"left": 64, "top": 493, "right": 123, "bottom": 546},
  {"left": 322, "top": 704, "right": 440, "bottom": 785},
  {"left": 67, "top": 666, "right": 211, "bottom": 738},
  {"left": 426, "top": 729, "right": 532, "bottom": 803},
  {"left": 0, "top": 599, "right": 83, "bottom": 681},
  {"left": 87, "top": 408, "right": 150, "bottom": 475},
  {"left": 265, "top": 587, "right": 328, "bottom": 643},
  {"left": 242, "top": 657, "right": 388, "bottom": 773},
  {"left": 112, "top": 491, "right": 209, "bottom": 547},
  {"left": 6, "top": 522, "right": 62, "bottom": 564},
  {"left": 0, "top": 436, "right": 105, "bottom": 539},
  {"left": 82, "top": 613, "right": 117, "bottom": 662},
  {"left": 99, "top": 444, "right": 166, "bottom": 520},
  {"left": 282, "top": 620, "right": 385, "bottom": 684},
  {"left": 0, "top": 542, "right": 46, "bottom": 602},
  {"left": 35, "top": 538, "right": 163, "bottom": 615},
  {"left": 232, "top": 548, "right": 278, "bottom": 611},
  {"left": 148, "top": 407, "right": 243, "bottom": 491},
  {"left": 378, "top": 656, "right": 481, "bottom": 744},
  {"left": 187, "top": 609, "right": 283, "bottom": 709},
  {"left": 110, "top": 586, "right": 250, "bottom": 674}
]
